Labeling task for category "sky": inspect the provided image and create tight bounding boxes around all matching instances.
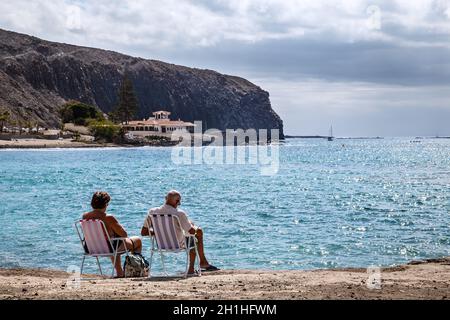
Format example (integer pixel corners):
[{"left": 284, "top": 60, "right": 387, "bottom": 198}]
[{"left": 1, "top": 0, "right": 450, "bottom": 136}]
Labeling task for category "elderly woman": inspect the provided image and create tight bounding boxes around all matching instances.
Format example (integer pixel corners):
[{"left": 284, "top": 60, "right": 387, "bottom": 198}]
[{"left": 82, "top": 191, "right": 142, "bottom": 278}]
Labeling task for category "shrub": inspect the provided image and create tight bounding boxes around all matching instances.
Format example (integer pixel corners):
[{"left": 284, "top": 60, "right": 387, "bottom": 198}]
[
  {"left": 60, "top": 101, "right": 104, "bottom": 126},
  {"left": 88, "top": 120, "right": 120, "bottom": 142}
]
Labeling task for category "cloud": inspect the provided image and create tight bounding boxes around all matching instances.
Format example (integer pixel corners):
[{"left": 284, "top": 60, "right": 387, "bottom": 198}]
[
  {"left": 255, "top": 77, "right": 450, "bottom": 136},
  {"left": 1, "top": 0, "right": 449, "bottom": 84},
  {"left": 0, "top": 0, "right": 449, "bottom": 135},
  {"left": 1, "top": 1, "right": 449, "bottom": 47}
]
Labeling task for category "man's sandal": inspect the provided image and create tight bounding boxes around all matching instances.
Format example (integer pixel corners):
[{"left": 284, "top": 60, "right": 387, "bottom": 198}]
[{"left": 201, "top": 265, "right": 220, "bottom": 272}]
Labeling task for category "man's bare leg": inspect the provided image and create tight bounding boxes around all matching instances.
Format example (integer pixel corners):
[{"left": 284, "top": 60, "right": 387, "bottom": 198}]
[
  {"left": 188, "top": 249, "right": 196, "bottom": 274},
  {"left": 188, "top": 229, "right": 208, "bottom": 273},
  {"left": 194, "top": 228, "right": 210, "bottom": 268},
  {"left": 188, "top": 228, "right": 218, "bottom": 274}
]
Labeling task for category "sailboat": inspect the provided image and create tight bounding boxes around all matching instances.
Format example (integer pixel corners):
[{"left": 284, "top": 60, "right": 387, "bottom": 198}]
[{"left": 327, "top": 125, "right": 334, "bottom": 141}]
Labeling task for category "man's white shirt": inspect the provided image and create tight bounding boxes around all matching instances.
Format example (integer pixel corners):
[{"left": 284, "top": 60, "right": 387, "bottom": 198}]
[{"left": 143, "top": 204, "right": 193, "bottom": 247}]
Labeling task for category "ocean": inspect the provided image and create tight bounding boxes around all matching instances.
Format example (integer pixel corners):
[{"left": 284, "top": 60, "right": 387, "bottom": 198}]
[{"left": 0, "top": 137, "right": 449, "bottom": 274}]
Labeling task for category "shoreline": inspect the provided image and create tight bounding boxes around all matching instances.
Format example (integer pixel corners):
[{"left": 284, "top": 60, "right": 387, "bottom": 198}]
[
  {"left": 0, "top": 138, "right": 123, "bottom": 149},
  {"left": 1, "top": 257, "right": 449, "bottom": 300},
  {"left": 0, "top": 144, "right": 125, "bottom": 149},
  {"left": 0, "top": 138, "right": 175, "bottom": 149}
]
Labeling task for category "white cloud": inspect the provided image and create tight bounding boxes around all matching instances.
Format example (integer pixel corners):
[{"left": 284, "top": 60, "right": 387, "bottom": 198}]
[
  {"left": 446, "top": 6, "right": 450, "bottom": 18},
  {"left": 1, "top": 0, "right": 449, "bottom": 50},
  {"left": 1, "top": 0, "right": 449, "bottom": 136}
]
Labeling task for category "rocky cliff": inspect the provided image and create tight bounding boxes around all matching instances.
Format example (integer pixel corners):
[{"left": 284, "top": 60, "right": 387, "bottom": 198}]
[{"left": 0, "top": 29, "right": 283, "bottom": 137}]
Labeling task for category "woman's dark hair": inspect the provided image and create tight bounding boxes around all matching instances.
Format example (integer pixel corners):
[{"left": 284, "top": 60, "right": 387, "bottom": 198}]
[{"left": 91, "top": 191, "right": 111, "bottom": 209}]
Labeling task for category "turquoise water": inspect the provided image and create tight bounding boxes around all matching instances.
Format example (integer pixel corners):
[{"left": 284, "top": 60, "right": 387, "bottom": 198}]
[{"left": 0, "top": 138, "right": 449, "bottom": 273}]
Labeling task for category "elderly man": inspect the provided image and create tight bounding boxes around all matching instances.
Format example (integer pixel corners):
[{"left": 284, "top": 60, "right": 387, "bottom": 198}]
[{"left": 141, "top": 190, "right": 219, "bottom": 275}]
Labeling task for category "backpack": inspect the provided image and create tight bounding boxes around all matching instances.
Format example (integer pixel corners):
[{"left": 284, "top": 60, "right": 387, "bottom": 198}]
[{"left": 123, "top": 253, "right": 149, "bottom": 278}]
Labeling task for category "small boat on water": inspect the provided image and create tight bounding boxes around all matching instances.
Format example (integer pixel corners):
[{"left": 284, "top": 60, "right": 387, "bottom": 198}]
[{"left": 327, "top": 125, "right": 334, "bottom": 141}]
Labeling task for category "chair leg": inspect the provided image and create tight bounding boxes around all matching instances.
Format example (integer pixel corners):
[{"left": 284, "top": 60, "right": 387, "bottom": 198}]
[
  {"left": 80, "top": 256, "right": 85, "bottom": 276},
  {"left": 160, "top": 251, "right": 168, "bottom": 276},
  {"left": 184, "top": 249, "right": 190, "bottom": 278},
  {"left": 96, "top": 257, "right": 103, "bottom": 276},
  {"left": 148, "top": 250, "right": 154, "bottom": 278},
  {"left": 147, "top": 237, "right": 155, "bottom": 278},
  {"left": 112, "top": 252, "right": 118, "bottom": 278},
  {"left": 195, "top": 242, "right": 201, "bottom": 276}
]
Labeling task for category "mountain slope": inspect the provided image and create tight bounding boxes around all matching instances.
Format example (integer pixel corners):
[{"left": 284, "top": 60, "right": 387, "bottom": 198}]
[{"left": 0, "top": 29, "right": 283, "bottom": 137}]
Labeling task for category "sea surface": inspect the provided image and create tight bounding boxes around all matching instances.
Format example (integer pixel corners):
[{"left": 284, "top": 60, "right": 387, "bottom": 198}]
[{"left": 0, "top": 137, "right": 449, "bottom": 274}]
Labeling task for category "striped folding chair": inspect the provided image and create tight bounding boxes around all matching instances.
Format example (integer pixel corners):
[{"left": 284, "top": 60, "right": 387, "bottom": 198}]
[
  {"left": 75, "top": 219, "right": 129, "bottom": 278},
  {"left": 145, "top": 214, "right": 201, "bottom": 278}
]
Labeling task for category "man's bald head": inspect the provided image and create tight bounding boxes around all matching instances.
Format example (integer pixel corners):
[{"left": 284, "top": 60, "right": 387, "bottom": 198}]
[{"left": 165, "top": 190, "right": 181, "bottom": 207}]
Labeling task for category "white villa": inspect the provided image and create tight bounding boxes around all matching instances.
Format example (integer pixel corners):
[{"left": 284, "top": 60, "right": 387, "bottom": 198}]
[{"left": 122, "top": 110, "right": 195, "bottom": 138}]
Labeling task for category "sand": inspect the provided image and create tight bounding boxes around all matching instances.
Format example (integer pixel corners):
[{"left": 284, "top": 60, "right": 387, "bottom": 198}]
[
  {"left": 1, "top": 258, "right": 449, "bottom": 300},
  {"left": 0, "top": 138, "right": 176, "bottom": 148},
  {"left": 0, "top": 138, "right": 119, "bottom": 149}
]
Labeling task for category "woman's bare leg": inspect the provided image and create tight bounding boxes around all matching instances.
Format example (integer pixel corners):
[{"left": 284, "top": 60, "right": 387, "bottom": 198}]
[
  {"left": 111, "top": 255, "right": 124, "bottom": 277},
  {"left": 110, "top": 237, "right": 142, "bottom": 277},
  {"left": 124, "top": 237, "right": 142, "bottom": 253}
]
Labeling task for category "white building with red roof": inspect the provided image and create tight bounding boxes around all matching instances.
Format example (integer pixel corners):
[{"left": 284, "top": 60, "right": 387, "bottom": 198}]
[{"left": 122, "top": 110, "right": 195, "bottom": 137}]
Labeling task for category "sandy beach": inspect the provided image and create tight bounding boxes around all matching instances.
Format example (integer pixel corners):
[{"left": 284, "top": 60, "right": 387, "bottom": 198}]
[
  {"left": 1, "top": 257, "right": 449, "bottom": 300},
  {"left": 0, "top": 138, "right": 122, "bottom": 149}
]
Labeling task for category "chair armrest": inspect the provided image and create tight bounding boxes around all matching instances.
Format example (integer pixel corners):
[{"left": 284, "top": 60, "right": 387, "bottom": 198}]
[{"left": 183, "top": 230, "right": 197, "bottom": 238}]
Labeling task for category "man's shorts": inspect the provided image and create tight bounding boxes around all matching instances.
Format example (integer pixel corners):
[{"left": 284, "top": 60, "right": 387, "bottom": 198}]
[{"left": 185, "top": 236, "right": 196, "bottom": 249}]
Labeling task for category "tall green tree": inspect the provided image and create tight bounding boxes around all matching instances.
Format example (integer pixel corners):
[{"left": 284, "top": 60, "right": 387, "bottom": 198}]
[
  {"left": 0, "top": 109, "right": 10, "bottom": 133},
  {"left": 113, "top": 72, "right": 139, "bottom": 124},
  {"left": 60, "top": 100, "right": 104, "bottom": 126}
]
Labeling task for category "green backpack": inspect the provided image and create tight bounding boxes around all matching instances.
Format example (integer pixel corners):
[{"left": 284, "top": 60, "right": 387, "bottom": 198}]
[{"left": 124, "top": 253, "right": 149, "bottom": 278}]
